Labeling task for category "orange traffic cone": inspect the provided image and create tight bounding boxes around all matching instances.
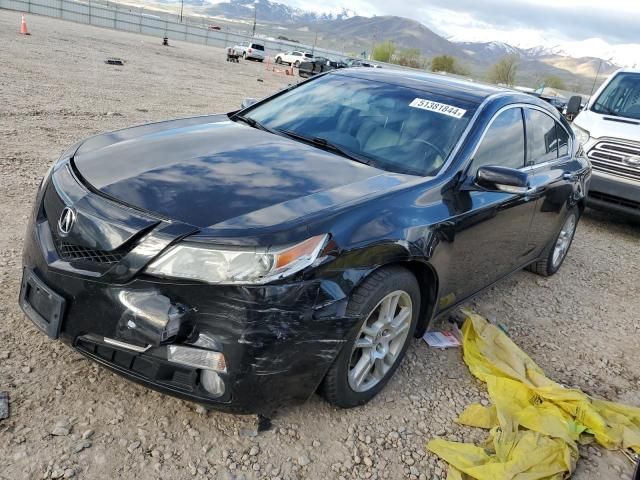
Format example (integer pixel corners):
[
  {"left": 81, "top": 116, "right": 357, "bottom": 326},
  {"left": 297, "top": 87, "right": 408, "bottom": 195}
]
[{"left": 20, "top": 14, "right": 30, "bottom": 35}]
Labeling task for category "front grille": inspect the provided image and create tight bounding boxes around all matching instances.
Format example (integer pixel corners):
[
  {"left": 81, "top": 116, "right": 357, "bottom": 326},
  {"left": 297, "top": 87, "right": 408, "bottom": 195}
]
[
  {"left": 54, "top": 238, "right": 126, "bottom": 265},
  {"left": 587, "top": 140, "right": 640, "bottom": 181}
]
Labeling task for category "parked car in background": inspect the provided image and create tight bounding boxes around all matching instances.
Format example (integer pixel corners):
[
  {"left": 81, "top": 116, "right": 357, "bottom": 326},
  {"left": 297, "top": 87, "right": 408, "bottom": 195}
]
[
  {"left": 20, "top": 69, "right": 590, "bottom": 415},
  {"left": 346, "top": 59, "right": 381, "bottom": 68},
  {"left": 541, "top": 96, "right": 567, "bottom": 114},
  {"left": 232, "top": 41, "right": 265, "bottom": 62},
  {"left": 274, "top": 51, "right": 313, "bottom": 67},
  {"left": 208, "top": 25, "right": 221, "bottom": 31},
  {"left": 298, "top": 57, "right": 347, "bottom": 78},
  {"left": 571, "top": 68, "right": 640, "bottom": 219}
]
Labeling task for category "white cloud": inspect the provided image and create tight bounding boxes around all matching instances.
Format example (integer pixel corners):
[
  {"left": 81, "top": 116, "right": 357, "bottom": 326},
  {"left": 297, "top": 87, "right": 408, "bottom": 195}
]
[{"left": 277, "top": 0, "right": 640, "bottom": 66}]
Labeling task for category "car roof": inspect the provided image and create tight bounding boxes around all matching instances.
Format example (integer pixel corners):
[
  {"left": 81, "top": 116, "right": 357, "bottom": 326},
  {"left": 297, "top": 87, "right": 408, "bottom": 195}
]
[{"left": 331, "top": 68, "right": 511, "bottom": 105}]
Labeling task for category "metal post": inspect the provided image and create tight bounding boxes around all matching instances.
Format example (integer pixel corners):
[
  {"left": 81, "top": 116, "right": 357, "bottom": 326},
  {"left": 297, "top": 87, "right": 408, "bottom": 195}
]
[
  {"left": 179, "top": 0, "right": 183, "bottom": 23},
  {"left": 251, "top": 4, "right": 256, "bottom": 37}
]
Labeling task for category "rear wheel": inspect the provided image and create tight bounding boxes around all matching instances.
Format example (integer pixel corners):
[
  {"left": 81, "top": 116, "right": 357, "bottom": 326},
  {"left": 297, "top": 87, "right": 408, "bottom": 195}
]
[
  {"left": 294, "top": 60, "right": 300, "bottom": 67},
  {"left": 320, "top": 267, "right": 420, "bottom": 408},
  {"left": 275, "top": 56, "right": 282, "bottom": 64},
  {"left": 528, "top": 208, "right": 579, "bottom": 276}
]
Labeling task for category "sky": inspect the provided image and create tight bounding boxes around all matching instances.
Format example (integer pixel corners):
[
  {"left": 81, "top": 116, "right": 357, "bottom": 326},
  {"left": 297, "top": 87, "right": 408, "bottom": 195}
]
[{"left": 281, "top": 0, "right": 640, "bottom": 66}]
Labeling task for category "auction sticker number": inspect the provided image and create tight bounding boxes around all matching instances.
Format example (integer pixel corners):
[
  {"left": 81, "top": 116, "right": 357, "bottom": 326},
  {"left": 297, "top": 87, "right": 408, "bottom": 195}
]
[{"left": 409, "top": 98, "right": 467, "bottom": 119}]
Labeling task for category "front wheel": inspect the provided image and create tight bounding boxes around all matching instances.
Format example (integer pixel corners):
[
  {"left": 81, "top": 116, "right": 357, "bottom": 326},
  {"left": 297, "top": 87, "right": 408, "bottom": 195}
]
[
  {"left": 294, "top": 60, "right": 300, "bottom": 67},
  {"left": 527, "top": 208, "right": 579, "bottom": 276},
  {"left": 275, "top": 57, "right": 282, "bottom": 64},
  {"left": 320, "top": 266, "right": 420, "bottom": 408}
]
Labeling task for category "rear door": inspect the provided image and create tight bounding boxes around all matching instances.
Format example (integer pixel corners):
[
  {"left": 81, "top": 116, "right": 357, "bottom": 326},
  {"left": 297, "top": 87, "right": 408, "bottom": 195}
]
[
  {"left": 523, "top": 107, "right": 579, "bottom": 255},
  {"left": 437, "top": 107, "right": 538, "bottom": 309}
]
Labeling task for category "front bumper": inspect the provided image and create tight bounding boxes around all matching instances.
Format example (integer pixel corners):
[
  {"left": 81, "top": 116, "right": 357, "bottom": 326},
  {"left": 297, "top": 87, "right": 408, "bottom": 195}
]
[
  {"left": 20, "top": 182, "right": 359, "bottom": 414},
  {"left": 587, "top": 171, "right": 640, "bottom": 219}
]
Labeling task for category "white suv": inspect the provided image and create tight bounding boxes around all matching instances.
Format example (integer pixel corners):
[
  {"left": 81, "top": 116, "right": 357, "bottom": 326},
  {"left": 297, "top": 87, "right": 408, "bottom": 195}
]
[
  {"left": 275, "top": 51, "right": 314, "bottom": 67},
  {"left": 572, "top": 68, "right": 640, "bottom": 219},
  {"left": 233, "top": 41, "right": 265, "bottom": 62}
]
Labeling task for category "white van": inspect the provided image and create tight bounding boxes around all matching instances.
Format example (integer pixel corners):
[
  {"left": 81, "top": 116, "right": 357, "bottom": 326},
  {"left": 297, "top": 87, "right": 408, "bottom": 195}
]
[{"left": 572, "top": 68, "right": 640, "bottom": 218}]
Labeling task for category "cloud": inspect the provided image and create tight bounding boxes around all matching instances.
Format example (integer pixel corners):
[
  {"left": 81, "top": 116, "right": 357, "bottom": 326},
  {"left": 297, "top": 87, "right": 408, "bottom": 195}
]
[{"left": 281, "top": 0, "right": 640, "bottom": 65}]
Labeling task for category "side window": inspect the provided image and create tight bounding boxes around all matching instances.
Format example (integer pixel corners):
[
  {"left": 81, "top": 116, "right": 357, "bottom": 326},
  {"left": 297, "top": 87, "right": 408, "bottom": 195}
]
[
  {"left": 526, "top": 109, "right": 558, "bottom": 165},
  {"left": 470, "top": 108, "right": 525, "bottom": 175},
  {"left": 556, "top": 123, "right": 569, "bottom": 157}
]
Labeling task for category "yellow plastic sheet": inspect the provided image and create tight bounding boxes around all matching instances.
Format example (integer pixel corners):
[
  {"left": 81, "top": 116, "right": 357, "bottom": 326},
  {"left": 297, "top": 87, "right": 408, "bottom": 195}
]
[{"left": 427, "top": 311, "right": 640, "bottom": 480}]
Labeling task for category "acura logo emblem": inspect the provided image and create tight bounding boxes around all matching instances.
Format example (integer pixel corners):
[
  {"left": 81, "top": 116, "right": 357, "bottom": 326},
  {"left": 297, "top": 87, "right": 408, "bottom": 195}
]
[{"left": 58, "top": 207, "right": 76, "bottom": 236}]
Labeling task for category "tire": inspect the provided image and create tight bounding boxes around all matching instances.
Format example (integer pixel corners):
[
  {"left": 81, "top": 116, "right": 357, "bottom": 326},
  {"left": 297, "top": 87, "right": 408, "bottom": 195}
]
[
  {"left": 294, "top": 60, "right": 300, "bottom": 67},
  {"left": 243, "top": 52, "right": 246, "bottom": 59},
  {"left": 527, "top": 208, "right": 579, "bottom": 277},
  {"left": 275, "top": 57, "right": 282, "bottom": 64},
  {"left": 320, "top": 266, "right": 420, "bottom": 408},
  {"left": 258, "top": 59, "right": 263, "bottom": 63}
]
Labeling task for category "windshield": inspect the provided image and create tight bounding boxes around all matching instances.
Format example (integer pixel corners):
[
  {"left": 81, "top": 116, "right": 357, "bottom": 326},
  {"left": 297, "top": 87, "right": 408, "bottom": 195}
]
[
  {"left": 592, "top": 72, "right": 640, "bottom": 120},
  {"left": 251, "top": 44, "right": 264, "bottom": 51},
  {"left": 243, "top": 73, "right": 476, "bottom": 176}
]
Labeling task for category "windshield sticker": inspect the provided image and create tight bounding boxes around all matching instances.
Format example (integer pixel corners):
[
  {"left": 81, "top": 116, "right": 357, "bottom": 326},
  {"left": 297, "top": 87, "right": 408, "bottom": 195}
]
[{"left": 409, "top": 98, "right": 467, "bottom": 119}]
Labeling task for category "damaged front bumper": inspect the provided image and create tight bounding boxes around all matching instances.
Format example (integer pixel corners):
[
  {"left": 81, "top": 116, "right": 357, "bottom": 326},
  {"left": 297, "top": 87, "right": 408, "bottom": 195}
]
[{"left": 21, "top": 219, "right": 360, "bottom": 415}]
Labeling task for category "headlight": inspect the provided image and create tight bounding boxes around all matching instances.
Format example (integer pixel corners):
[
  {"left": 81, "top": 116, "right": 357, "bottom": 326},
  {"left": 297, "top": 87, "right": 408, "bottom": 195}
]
[
  {"left": 145, "top": 234, "right": 328, "bottom": 284},
  {"left": 39, "top": 141, "right": 84, "bottom": 192},
  {"left": 571, "top": 124, "right": 590, "bottom": 148}
]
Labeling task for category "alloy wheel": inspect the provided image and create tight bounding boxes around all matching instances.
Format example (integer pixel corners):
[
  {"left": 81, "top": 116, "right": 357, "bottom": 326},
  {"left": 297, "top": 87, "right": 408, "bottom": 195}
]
[
  {"left": 348, "top": 290, "right": 413, "bottom": 392},
  {"left": 551, "top": 214, "right": 576, "bottom": 268}
]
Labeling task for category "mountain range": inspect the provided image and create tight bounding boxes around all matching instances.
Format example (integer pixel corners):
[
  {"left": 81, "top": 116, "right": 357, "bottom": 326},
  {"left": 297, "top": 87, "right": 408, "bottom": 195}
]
[{"left": 167, "top": 0, "right": 620, "bottom": 93}]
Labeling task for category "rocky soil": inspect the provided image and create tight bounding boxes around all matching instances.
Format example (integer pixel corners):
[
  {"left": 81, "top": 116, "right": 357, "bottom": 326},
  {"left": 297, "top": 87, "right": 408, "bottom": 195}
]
[{"left": 1, "top": 10, "right": 639, "bottom": 480}]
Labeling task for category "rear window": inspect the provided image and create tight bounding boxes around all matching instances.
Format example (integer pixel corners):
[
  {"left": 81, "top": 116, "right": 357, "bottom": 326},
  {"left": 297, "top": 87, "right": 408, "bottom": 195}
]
[
  {"left": 304, "top": 53, "right": 313, "bottom": 58},
  {"left": 251, "top": 44, "right": 264, "bottom": 51}
]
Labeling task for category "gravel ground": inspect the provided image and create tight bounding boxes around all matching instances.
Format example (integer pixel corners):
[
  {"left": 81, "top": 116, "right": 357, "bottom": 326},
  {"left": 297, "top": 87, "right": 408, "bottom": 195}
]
[{"left": 1, "top": 10, "right": 639, "bottom": 480}]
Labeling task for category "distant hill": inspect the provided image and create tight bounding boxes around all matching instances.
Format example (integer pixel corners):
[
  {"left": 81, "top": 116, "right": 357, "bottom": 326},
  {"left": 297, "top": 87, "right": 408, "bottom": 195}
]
[{"left": 150, "top": 0, "right": 620, "bottom": 93}]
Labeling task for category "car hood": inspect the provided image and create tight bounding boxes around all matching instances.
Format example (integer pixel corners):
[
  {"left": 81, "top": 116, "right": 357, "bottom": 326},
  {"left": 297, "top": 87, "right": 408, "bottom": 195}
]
[
  {"left": 73, "top": 115, "right": 412, "bottom": 230},
  {"left": 573, "top": 110, "right": 640, "bottom": 143}
]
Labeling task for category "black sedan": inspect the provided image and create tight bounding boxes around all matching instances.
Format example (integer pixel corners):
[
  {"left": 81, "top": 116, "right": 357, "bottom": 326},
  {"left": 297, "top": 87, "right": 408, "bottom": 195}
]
[
  {"left": 20, "top": 69, "right": 590, "bottom": 414},
  {"left": 298, "top": 57, "right": 347, "bottom": 78}
]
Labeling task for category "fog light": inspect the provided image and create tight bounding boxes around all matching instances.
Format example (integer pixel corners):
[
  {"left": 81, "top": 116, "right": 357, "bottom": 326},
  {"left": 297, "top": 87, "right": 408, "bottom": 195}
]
[
  {"left": 167, "top": 345, "right": 226, "bottom": 372},
  {"left": 201, "top": 370, "right": 225, "bottom": 397}
]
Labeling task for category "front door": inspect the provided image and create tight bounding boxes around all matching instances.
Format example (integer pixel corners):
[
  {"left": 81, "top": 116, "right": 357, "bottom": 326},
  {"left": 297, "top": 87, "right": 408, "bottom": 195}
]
[{"left": 436, "top": 107, "right": 537, "bottom": 312}]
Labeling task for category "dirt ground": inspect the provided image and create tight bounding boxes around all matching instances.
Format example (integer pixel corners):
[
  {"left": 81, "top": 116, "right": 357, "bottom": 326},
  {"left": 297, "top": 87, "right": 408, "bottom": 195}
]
[{"left": 1, "top": 10, "right": 639, "bottom": 480}]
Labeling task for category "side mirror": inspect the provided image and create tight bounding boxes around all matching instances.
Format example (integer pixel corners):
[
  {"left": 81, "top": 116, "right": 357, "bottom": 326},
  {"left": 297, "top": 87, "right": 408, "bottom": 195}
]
[
  {"left": 566, "top": 95, "right": 582, "bottom": 116},
  {"left": 476, "top": 165, "right": 529, "bottom": 194},
  {"left": 240, "top": 98, "right": 258, "bottom": 109}
]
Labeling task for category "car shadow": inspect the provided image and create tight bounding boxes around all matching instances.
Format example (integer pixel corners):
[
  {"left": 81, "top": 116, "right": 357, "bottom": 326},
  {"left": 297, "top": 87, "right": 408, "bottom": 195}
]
[{"left": 583, "top": 207, "right": 640, "bottom": 236}]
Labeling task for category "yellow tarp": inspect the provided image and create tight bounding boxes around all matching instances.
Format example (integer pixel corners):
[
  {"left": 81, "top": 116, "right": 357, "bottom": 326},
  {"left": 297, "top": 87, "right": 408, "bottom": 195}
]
[{"left": 427, "top": 311, "right": 640, "bottom": 480}]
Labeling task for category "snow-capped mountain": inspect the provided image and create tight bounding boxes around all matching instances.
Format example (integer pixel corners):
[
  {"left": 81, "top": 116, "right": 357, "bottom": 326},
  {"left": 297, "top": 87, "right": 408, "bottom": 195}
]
[{"left": 202, "top": 0, "right": 355, "bottom": 23}]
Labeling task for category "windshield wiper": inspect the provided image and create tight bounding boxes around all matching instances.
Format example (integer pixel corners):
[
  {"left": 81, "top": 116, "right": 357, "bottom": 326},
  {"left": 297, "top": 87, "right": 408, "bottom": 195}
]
[
  {"left": 278, "top": 129, "right": 371, "bottom": 165},
  {"left": 233, "top": 115, "right": 278, "bottom": 134}
]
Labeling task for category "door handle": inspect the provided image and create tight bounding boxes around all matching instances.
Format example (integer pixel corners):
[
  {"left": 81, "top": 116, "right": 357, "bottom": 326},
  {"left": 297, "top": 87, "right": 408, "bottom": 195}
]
[{"left": 525, "top": 185, "right": 546, "bottom": 196}]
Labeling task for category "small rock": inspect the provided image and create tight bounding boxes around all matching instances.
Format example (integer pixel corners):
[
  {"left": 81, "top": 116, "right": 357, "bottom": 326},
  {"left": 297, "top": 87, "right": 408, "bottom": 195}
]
[
  {"left": 72, "top": 441, "right": 91, "bottom": 454},
  {"left": 0, "top": 351, "right": 10, "bottom": 359},
  {"left": 22, "top": 366, "right": 31, "bottom": 374},
  {"left": 298, "top": 454, "right": 311, "bottom": 466},
  {"left": 363, "top": 457, "right": 373, "bottom": 467},
  {"left": 194, "top": 405, "right": 207, "bottom": 415},
  {"left": 249, "top": 446, "right": 259, "bottom": 456},
  {"left": 51, "top": 422, "right": 71, "bottom": 436},
  {"left": 82, "top": 430, "right": 94, "bottom": 440},
  {"left": 63, "top": 468, "right": 75, "bottom": 478},
  {"left": 128, "top": 441, "right": 141, "bottom": 453},
  {"left": 51, "top": 469, "right": 64, "bottom": 479}
]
